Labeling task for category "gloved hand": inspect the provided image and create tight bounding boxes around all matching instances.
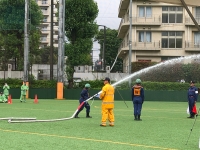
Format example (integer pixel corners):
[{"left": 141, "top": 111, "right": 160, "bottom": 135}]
[{"left": 95, "top": 94, "right": 100, "bottom": 98}]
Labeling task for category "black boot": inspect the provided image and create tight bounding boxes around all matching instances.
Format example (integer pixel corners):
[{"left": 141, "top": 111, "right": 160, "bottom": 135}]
[
  {"left": 138, "top": 115, "right": 142, "bottom": 121},
  {"left": 191, "top": 113, "right": 195, "bottom": 119},
  {"left": 86, "top": 112, "right": 92, "bottom": 118},
  {"left": 75, "top": 111, "right": 80, "bottom": 118},
  {"left": 134, "top": 115, "right": 137, "bottom": 120}
]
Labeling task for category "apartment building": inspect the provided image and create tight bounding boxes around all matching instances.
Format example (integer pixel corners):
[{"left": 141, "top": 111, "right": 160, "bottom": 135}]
[
  {"left": 118, "top": 0, "right": 200, "bottom": 73},
  {"left": 35, "top": 0, "right": 58, "bottom": 48}
]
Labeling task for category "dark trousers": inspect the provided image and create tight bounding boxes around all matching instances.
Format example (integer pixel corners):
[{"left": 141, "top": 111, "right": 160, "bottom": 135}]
[
  {"left": 79, "top": 101, "right": 90, "bottom": 113},
  {"left": 188, "top": 100, "right": 195, "bottom": 116},
  {"left": 133, "top": 100, "right": 143, "bottom": 115},
  {"left": 75, "top": 101, "right": 91, "bottom": 117}
]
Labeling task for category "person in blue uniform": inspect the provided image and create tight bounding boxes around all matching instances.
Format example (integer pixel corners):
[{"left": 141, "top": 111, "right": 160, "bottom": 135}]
[
  {"left": 187, "top": 81, "right": 198, "bottom": 118},
  {"left": 75, "top": 83, "right": 92, "bottom": 118},
  {"left": 132, "top": 79, "right": 144, "bottom": 121}
]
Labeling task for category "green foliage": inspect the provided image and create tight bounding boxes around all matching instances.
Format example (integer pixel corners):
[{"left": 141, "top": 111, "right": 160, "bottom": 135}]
[
  {"left": 29, "top": 80, "right": 57, "bottom": 88},
  {"left": 132, "top": 62, "right": 157, "bottom": 73},
  {"left": 37, "top": 46, "right": 58, "bottom": 64},
  {"left": 0, "top": 78, "right": 57, "bottom": 88},
  {"left": 78, "top": 80, "right": 104, "bottom": 89},
  {"left": 95, "top": 28, "right": 123, "bottom": 72},
  {"left": 64, "top": 0, "right": 99, "bottom": 87},
  {"left": 0, "top": 78, "right": 195, "bottom": 91},
  {"left": 142, "top": 81, "right": 191, "bottom": 91},
  {"left": 77, "top": 80, "right": 196, "bottom": 91},
  {"left": 132, "top": 62, "right": 200, "bottom": 83},
  {"left": 0, "top": 0, "right": 43, "bottom": 70}
]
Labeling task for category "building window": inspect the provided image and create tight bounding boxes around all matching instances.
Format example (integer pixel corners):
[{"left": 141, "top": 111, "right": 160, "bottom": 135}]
[
  {"left": 139, "top": 31, "right": 151, "bottom": 42},
  {"left": 41, "top": 26, "right": 47, "bottom": 31},
  {"left": 139, "top": 6, "right": 152, "bottom": 18},
  {"left": 40, "top": 36, "right": 47, "bottom": 41},
  {"left": 127, "top": 10, "right": 129, "bottom": 22},
  {"left": 43, "top": 17, "right": 47, "bottom": 22},
  {"left": 41, "top": 7, "right": 48, "bottom": 14},
  {"left": 42, "top": 0, "right": 47, "bottom": 4},
  {"left": 196, "top": 7, "right": 200, "bottom": 22},
  {"left": 126, "top": 33, "right": 129, "bottom": 46},
  {"left": 161, "top": 31, "right": 183, "bottom": 48},
  {"left": 194, "top": 32, "right": 200, "bottom": 45},
  {"left": 162, "top": 6, "right": 183, "bottom": 23}
]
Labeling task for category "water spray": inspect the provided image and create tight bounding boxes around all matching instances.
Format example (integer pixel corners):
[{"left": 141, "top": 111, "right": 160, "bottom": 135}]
[{"left": 3, "top": 54, "right": 200, "bottom": 123}]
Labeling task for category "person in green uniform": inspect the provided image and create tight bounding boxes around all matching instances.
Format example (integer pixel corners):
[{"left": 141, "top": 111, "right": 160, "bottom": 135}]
[
  {"left": 0, "top": 92, "right": 7, "bottom": 103},
  {"left": 20, "top": 82, "right": 29, "bottom": 102},
  {"left": 3, "top": 83, "right": 10, "bottom": 100}
]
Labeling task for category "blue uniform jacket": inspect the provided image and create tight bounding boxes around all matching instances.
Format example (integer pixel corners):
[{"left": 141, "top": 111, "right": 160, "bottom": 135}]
[
  {"left": 187, "top": 86, "right": 198, "bottom": 101},
  {"left": 132, "top": 85, "right": 144, "bottom": 103},
  {"left": 79, "top": 88, "right": 89, "bottom": 102}
]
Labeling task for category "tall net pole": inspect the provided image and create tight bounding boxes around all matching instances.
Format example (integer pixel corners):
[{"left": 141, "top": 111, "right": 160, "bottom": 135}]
[
  {"left": 24, "top": 0, "right": 29, "bottom": 82},
  {"left": 128, "top": 0, "right": 132, "bottom": 88}
]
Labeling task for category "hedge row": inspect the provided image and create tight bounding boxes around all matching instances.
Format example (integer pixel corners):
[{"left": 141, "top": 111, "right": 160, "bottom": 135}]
[{"left": 0, "top": 78, "right": 196, "bottom": 91}]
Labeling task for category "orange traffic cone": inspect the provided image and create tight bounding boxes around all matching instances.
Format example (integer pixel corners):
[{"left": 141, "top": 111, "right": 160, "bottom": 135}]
[
  {"left": 34, "top": 94, "right": 38, "bottom": 104},
  {"left": 8, "top": 95, "right": 12, "bottom": 104}
]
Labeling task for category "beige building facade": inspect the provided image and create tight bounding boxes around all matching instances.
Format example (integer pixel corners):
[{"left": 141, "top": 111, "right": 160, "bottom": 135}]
[
  {"left": 118, "top": 0, "right": 200, "bottom": 73},
  {"left": 35, "top": 0, "right": 58, "bottom": 48}
]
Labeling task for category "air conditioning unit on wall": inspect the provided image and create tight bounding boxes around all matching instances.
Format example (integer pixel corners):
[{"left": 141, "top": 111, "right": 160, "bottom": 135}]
[{"left": 106, "top": 66, "right": 110, "bottom": 73}]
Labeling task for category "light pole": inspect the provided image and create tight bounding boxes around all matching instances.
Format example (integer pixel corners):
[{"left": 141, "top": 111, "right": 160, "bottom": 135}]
[
  {"left": 98, "top": 25, "right": 106, "bottom": 71},
  {"left": 50, "top": 0, "right": 54, "bottom": 80},
  {"left": 57, "top": 0, "right": 65, "bottom": 99},
  {"left": 128, "top": 0, "right": 132, "bottom": 88},
  {"left": 1, "top": 47, "right": 5, "bottom": 82},
  {"left": 24, "top": 0, "right": 29, "bottom": 82}
]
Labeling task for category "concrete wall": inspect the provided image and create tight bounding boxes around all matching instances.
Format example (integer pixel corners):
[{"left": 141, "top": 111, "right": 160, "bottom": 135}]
[{"left": 0, "top": 64, "right": 129, "bottom": 81}]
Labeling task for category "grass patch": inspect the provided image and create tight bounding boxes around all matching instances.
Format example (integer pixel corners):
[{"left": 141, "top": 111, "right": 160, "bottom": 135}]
[{"left": 0, "top": 99, "right": 199, "bottom": 150}]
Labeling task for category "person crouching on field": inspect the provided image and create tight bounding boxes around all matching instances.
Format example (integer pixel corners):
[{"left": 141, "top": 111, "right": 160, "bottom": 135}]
[
  {"left": 75, "top": 83, "right": 92, "bottom": 118},
  {"left": 132, "top": 79, "right": 144, "bottom": 121}
]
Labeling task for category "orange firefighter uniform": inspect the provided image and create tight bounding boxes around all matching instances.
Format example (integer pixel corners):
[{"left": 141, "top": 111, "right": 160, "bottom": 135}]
[{"left": 99, "top": 77, "right": 115, "bottom": 127}]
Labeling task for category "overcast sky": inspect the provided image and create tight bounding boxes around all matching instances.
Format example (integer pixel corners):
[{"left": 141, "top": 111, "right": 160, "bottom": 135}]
[{"left": 92, "top": 0, "right": 121, "bottom": 62}]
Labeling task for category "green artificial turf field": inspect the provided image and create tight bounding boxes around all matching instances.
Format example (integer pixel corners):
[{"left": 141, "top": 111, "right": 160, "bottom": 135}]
[{"left": 0, "top": 99, "right": 199, "bottom": 150}]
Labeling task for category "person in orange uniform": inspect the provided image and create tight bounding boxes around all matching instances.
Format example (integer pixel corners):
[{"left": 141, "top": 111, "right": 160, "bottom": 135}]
[{"left": 99, "top": 77, "right": 115, "bottom": 127}]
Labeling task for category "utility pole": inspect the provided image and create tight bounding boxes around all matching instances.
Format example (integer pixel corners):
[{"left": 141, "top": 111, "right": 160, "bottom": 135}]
[
  {"left": 103, "top": 25, "right": 106, "bottom": 71},
  {"left": 98, "top": 25, "right": 106, "bottom": 71},
  {"left": 62, "top": 0, "right": 65, "bottom": 82},
  {"left": 128, "top": 0, "right": 132, "bottom": 88},
  {"left": 50, "top": 0, "right": 54, "bottom": 80},
  {"left": 58, "top": 0, "right": 64, "bottom": 83},
  {"left": 57, "top": 0, "right": 65, "bottom": 99},
  {"left": 24, "top": 0, "right": 29, "bottom": 82}
]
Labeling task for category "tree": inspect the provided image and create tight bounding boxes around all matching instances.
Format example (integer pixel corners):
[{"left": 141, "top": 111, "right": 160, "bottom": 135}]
[
  {"left": 95, "top": 28, "right": 123, "bottom": 72},
  {"left": 0, "top": 0, "right": 43, "bottom": 70},
  {"left": 65, "top": 0, "right": 98, "bottom": 88},
  {"left": 39, "top": 46, "right": 58, "bottom": 64}
]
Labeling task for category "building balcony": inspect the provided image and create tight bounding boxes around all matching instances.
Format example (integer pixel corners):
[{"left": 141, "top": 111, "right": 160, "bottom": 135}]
[
  {"left": 53, "top": 26, "right": 58, "bottom": 31},
  {"left": 185, "top": 17, "right": 200, "bottom": 25},
  {"left": 118, "top": 0, "right": 129, "bottom": 18},
  {"left": 185, "top": 41, "right": 200, "bottom": 51},
  {"left": 53, "top": 35, "right": 58, "bottom": 40},
  {"left": 118, "top": 41, "right": 161, "bottom": 57},
  {"left": 117, "top": 41, "right": 200, "bottom": 58},
  {"left": 118, "top": 15, "right": 161, "bottom": 38},
  {"left": 41, "top": 29, "right": 49, "bottom": 34},
  {"left": 41, "top": 10, "right": 49, "bottom": 16},
  {"left": 38, "top": 1, "right": 49, "bottom": 6}
]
